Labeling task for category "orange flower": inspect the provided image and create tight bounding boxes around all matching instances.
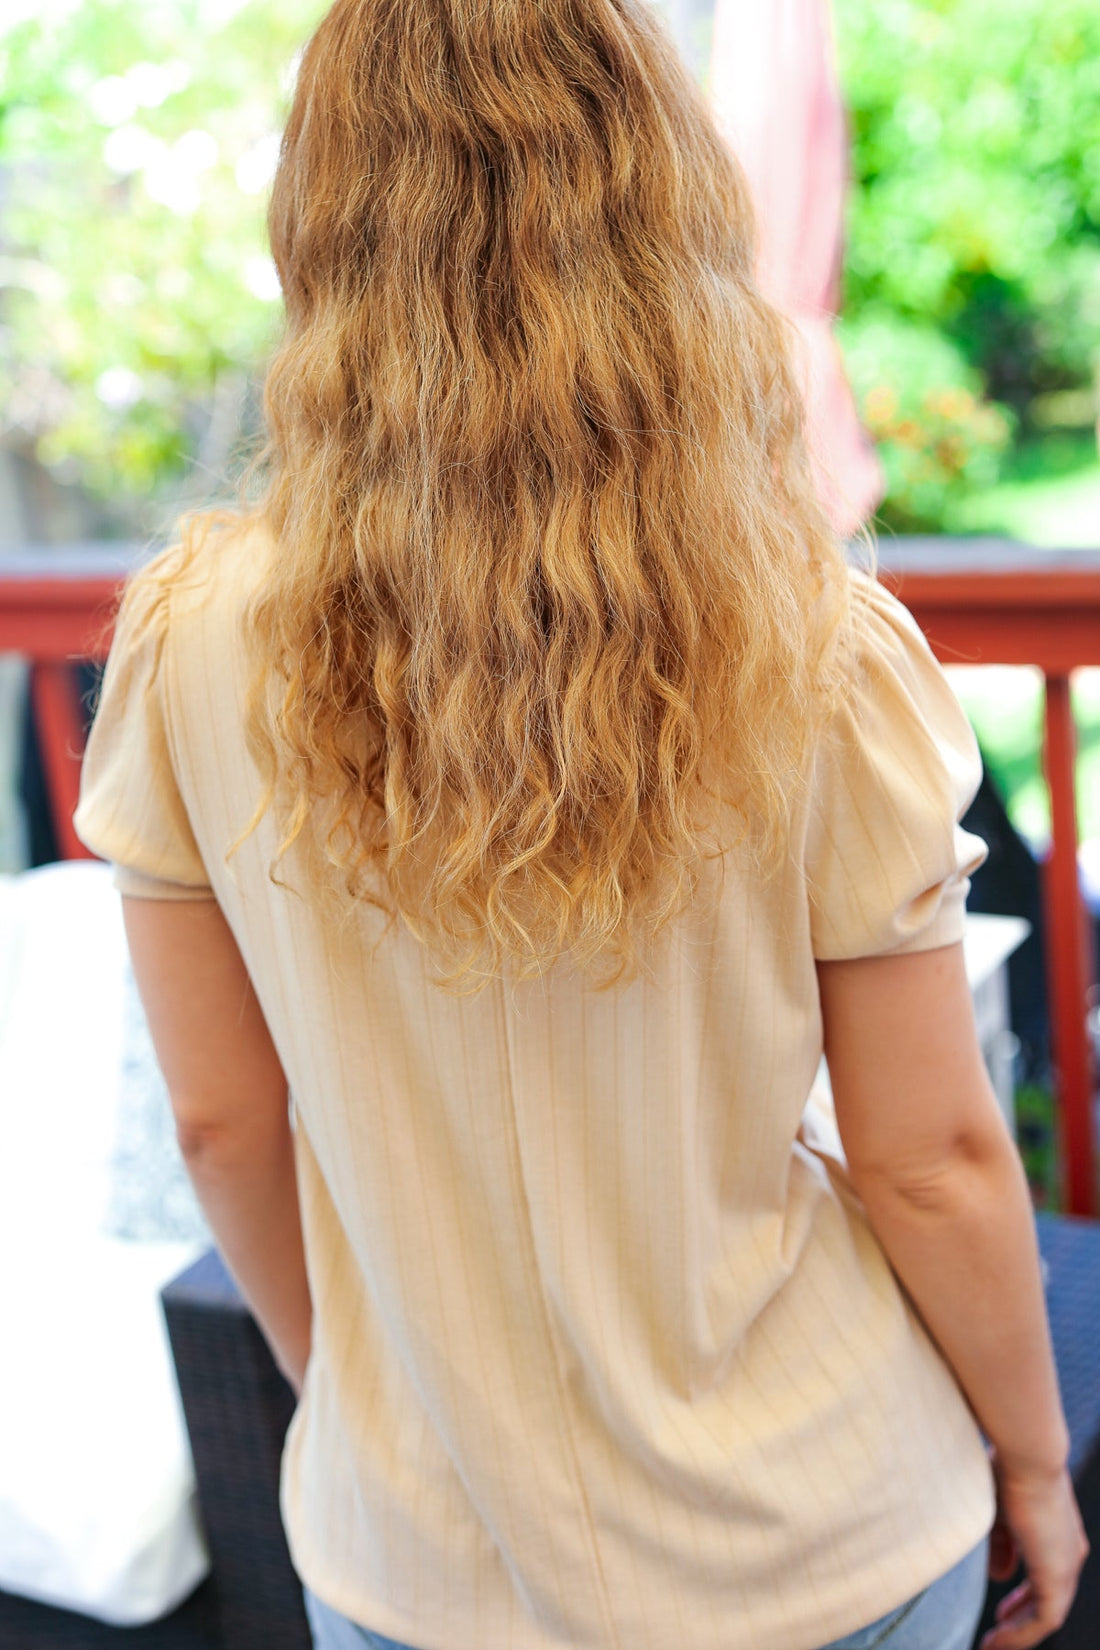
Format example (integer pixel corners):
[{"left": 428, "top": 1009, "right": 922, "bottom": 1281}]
[{"left": 865, "top": 385, "right": 899, "bottom": 423}]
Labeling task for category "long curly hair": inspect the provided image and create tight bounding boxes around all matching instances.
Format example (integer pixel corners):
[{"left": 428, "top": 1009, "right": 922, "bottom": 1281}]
[{"left": 240, "top": 0, "right": 853, "bottom": 986}]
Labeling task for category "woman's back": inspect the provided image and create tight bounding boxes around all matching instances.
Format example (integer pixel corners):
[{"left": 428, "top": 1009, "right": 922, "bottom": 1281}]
[{"left": 75, "top": 518, "right": 995, "bottom": 1649}]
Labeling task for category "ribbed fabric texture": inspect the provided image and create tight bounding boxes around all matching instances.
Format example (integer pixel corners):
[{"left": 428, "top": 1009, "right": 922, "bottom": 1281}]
[{"left": 75, "top": 522, "right": 996, "bottom": 1650}]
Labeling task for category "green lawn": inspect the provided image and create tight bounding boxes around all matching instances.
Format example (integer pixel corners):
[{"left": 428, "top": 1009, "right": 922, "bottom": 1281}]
[
  {"left": 943, "top": 431, "right": 1100, "bottom": 549},
  {"left": 949, "top": 463, "right": 1100, "bottom": 547}
]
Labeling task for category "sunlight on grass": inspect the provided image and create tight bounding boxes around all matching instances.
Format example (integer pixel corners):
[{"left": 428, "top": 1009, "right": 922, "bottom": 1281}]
[
  {"left": 946, "top": 434, "right": 1100, "bottom": 547},
  {"left": 952, "top": 466, "right": 1100, "bottom": 547}
]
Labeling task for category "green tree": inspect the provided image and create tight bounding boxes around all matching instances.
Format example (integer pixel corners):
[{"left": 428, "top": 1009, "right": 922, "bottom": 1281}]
[
  {"left": 835, "top": 0, "right": 1100, "bottom": 529},
  {"left": 0, "top": 0, "right": 325, "bottom": 532},
  {"left": 3, "top": 1, "right": 1099, "bottom": 534}
]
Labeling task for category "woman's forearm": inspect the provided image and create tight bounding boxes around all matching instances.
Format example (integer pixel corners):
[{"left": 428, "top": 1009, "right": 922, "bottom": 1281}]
[
  {"left": 178, "top": 1115, "right": 313, "bottom": 1395},
  {"left": 119, "top": 898, "right": 313, "bottom": 1390},
  {"left": 853, "top": 1138, "right": 1069, "bottom": 1478}
]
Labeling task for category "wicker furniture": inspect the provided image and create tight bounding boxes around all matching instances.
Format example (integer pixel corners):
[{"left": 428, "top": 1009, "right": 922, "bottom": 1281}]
[
  {"left": 159, "top": 1248, "right": 312, "bottom": 1650},
  {"left": 0, "top": 1584, "right": 220, "bottom": 1649},
  {"left": 974, "top": 1213, "right": 1100, "bottom": 1649}
]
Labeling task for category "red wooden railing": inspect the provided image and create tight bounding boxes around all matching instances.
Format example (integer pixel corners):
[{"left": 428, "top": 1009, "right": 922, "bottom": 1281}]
[
  {"left": 877, "top": 540, "right": 1100, "bottom": 1218},
  {"left": 0, "top": 547, "right": 131, "bottom": 861},
  {"left": 2, "top": 537, "right": 1098, "bottom": 1213}
]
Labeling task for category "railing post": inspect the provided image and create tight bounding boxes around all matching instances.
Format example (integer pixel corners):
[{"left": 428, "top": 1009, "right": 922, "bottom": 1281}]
[
  {"left": 1043, "top": 672, "right": 1098, "bottom": 1216},
  {"left": 29, "top": 662, "right": 94, "bottom": 863}
]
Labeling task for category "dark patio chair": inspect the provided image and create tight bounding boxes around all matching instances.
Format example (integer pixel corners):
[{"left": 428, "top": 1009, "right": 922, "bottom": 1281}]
[
  {"left": 159, "top": 1248, "right": 313, "bottom": 1650},
  {"left": 0, "top": 1586, "right": 221, "bottom": 1649},
  {"left": 974, "top": 1212, "right": 1100, "bottom": 1650}
]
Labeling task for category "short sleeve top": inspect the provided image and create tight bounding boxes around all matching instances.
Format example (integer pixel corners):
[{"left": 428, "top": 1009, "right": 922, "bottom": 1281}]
[
  {"left": 75, "top": 525, "right": 995, "bottom": 1650},
  {"left": 75, "top": 558, "right": 213, "bottom": 901},
  {"left": 806, "top": 567, "right": 988, "bottom": 959}
]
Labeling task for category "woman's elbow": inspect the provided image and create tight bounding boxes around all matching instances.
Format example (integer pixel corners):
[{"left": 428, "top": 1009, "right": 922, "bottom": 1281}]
[{"left": 172, "top": 1097, "right": 289, "bottom": 1165}]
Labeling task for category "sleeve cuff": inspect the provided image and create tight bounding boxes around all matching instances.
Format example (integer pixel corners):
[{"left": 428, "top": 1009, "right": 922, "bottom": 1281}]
[
  {"left": 878, "top": 878, "right": 971, "bottom": 958},
  {"left": 112, "top": 864, "right": 216, "bottom": 902}
]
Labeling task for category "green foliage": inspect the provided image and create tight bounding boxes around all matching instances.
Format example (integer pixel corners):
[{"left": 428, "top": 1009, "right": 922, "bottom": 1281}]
[
  {"left": 838, "top": 308, "right": 1014, "bottom": 530},
  {"left": 0, "top": 0, "right": 326, "bottom": 530},
  {"left": 836, "top": 0, "right": 1100, "bottom": 531},
  {"left": 2, "top": 0, "right": 1099, "bottom": 532},
  {"left": 1014, "top": 1083, "right": 1060, "bottom": 1211},
  {"left": 948, "top": 431, "right": 1100, "bottom": 544}
]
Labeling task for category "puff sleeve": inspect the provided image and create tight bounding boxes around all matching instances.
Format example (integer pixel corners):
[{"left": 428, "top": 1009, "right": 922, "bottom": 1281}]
[
  {"left": 805, "top": 570, "right": 987, "bottom": 960},
  {"left": 73, "top": 557, "right": 214, "bottom": 900}
]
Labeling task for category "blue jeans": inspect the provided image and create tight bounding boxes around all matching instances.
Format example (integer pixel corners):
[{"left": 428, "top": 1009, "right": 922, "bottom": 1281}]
[
  {"left": 817, "top": 1535, "right": 990, "bottom": 1649},
  {"left": 304, "top": 1533, "right": 990, "bottom": 1650}
]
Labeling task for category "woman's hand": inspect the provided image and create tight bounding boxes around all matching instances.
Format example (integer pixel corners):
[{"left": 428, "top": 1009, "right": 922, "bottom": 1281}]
[{"left": 980, "top": 1453, "right": 1089, "bottom": 1649}]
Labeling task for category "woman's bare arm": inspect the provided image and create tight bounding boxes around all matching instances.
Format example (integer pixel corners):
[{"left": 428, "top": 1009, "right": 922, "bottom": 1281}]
[
  {"left": 122, "top": 896, "right": 312, "bottom": 1394},
  {"left": 817, "top": 941, "right": 1086, "bottom": 1650},
  {"left": 818, "top": 941, "right": 1064, "bottom": 1474}
]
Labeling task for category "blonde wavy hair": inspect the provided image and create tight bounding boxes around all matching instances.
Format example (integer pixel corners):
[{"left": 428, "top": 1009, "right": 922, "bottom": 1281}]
[{"left": 238, "top": 0, "right": 854, "bottom": 986}]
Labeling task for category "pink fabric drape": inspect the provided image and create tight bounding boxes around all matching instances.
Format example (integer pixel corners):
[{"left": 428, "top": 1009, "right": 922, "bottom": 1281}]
[{"left": 708, "top": 0, "right": 884, "bottom": 536}]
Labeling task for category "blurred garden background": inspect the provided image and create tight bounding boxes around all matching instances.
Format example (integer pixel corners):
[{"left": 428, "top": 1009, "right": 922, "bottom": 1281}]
[
  {"left": 0, "top": 1, "right": 1098, "bottom": 1177},
  {"left": 1, "top": 0, "right": 1098, "bottom": 855},
  {"left": 2, "top": 0, "right": 1097, "bottom": 547}
]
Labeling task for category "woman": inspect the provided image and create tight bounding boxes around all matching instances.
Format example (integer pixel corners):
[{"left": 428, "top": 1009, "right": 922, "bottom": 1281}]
[{"left": 75, "top": 2, "right": 1086, "bottom": 1647}]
